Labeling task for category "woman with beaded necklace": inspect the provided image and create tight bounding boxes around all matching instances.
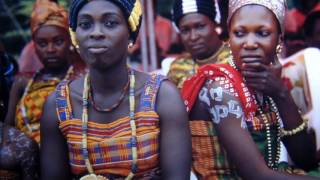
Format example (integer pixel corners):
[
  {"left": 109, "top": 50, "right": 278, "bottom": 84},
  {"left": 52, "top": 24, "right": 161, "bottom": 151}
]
[
  {"left": 4, "top": 0, "right": 80, "bottom": 145},
  {"left": 181, "top": 0, "right": 319, "bottom": 179},
  {"left": 40, "top": 0, "right": 191, "bottom": 179}
]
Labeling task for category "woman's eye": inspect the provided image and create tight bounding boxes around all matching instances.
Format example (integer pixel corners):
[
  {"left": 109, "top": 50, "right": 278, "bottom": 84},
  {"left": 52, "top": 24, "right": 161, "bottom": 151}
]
[
  {"left": 234, "top": 31, "right": 245, "bottom": 37},
  {"left": 258, "top": 31, "right": 270, "bottom": 37},
  {"left": 55, "top": 39, "right": 64, "bottom": 46},
  {"left": 196, "top": 24, "right": 206, "bottom": 30},
  {"left": 37, "top": 41, "right": 47, "bottom": 48},
  {"left": 104, "top": 20, "right": 118, "bottom": 28},
  {"left": 78, "top": 21, "right": 91, "bottom": 29}
]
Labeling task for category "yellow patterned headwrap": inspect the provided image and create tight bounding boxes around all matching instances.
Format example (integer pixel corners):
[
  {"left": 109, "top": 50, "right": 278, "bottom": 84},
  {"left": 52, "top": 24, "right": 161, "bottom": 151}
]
[
  {"left": 228, "top": 0, "right": 286, "bottom": 33},
  {"left": 31, "top": 0, "right": 68, "bottom": 34}
]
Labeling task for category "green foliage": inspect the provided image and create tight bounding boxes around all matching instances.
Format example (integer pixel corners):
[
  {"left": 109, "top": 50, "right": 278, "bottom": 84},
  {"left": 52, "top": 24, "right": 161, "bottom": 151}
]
[{"left": 0, "top": 0, "right": 69, "bottom": 57}]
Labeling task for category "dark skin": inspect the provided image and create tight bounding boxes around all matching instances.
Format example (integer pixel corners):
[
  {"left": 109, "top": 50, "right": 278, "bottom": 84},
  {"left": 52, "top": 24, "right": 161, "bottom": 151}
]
[
  {"left": 190, "top": 5, "right": 317, "bottom": 180},
  {"left": 4, "top": 25, "right": 71, "bottom": 126},
  {"left": 178, "top": 13, "right": 222, "bottom": 63},
  {"left": 230, "top": 5, "right": 317, "bottom": 170},
  {"left": 41, "top": 1, "right": 191, "bottom": 179}
]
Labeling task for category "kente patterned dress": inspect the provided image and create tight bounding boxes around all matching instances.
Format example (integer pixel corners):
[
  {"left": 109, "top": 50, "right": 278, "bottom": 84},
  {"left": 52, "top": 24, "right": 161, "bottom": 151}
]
[
  {"left": 167, "top": 44, "right": 230, "bottom": 89},
  {"left": 181, "top": 64, "right": 319, "bottom": 179},
  {"left": 15, "top": 76, "right": 61, "bottom": 144},
  {"left": 15, "top": 67, "right": 77, "bottom": 144},
  {"left": 55, "top": 74, "right": 165, "bottom": 179}
]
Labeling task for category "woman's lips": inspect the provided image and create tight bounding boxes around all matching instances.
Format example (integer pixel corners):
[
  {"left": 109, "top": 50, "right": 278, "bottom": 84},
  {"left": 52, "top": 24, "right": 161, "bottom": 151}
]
[{"left": 88, "top": 47, "right": 109, "bottom": 54}]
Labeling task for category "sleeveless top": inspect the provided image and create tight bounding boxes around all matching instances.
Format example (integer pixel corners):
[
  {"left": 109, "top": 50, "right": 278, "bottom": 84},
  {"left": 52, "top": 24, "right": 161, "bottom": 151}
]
[{"left": 55, "top": 74, "right": 165, "bottom": 178}]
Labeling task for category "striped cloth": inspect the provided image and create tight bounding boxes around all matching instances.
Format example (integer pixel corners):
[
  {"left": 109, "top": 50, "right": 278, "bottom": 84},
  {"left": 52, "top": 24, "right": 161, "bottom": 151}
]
[
  {"left": 16, "top": 79, "right": 60, "bottom": 144},
  {"left": 55, "top": 74, "right": 165, "bottom": 178}
]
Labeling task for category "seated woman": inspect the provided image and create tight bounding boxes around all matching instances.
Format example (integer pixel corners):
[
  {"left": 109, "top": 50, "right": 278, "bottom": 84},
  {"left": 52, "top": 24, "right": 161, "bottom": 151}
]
[
  {"left": 40, "top": 0, "right": 191, "bottom": 179},
  {"left": 168, "top": 0, "right": 230, "bottom": 89},
  {"left": 5, "top": 0, "right": 84, "bottom": 144},
  {"left": 181, "top": 0, "right": 319, "bottom": 179}
]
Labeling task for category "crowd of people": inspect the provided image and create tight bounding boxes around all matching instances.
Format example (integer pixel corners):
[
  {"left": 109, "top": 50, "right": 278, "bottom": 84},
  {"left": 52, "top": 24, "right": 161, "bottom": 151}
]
[{"left": 0, "top": 0, "right": 320, "bottom": 179}]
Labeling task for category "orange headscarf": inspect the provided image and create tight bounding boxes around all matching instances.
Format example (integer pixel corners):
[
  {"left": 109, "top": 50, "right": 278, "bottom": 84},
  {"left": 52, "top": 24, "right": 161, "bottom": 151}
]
[{"left": 30, "top": 0, "right": 68, "bottom": 34}]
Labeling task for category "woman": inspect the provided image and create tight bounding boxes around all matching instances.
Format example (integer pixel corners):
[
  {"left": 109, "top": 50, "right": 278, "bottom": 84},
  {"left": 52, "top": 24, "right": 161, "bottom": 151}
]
[
  {"left": 182, "top": 0, "right": 319, "bottom": 179},
  {"left": 40, "top": 0, "right": 191, "bottom": 179},
  {"left": 4, "top": 0, "right": 83, "bottom": 144},
  {"left": 168, "top": 0, "right": 230, "bottom": 89}
]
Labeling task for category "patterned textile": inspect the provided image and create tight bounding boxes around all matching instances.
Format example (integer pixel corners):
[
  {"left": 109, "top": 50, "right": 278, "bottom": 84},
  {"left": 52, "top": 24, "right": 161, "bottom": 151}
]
[
  {"left": 183, "top": 63, "right": 320, "bottom": 179},
  {"left": 168, "top": 44, "right": 230, "bottom": 89},
  {"left": 189, "top": 120, "right": 240, "bottom": 180},
  {"left": 31, "top": 0, "right": 68, "bottom": 34},
  {"left": 228, "top": 0, "right": 286, "bottom": 33},
  {"left": 16, "top": 78, "right": 60, "bottom": 144},
  {"left": 0, "top": 122, "right": 39, "bottom": 179},
  {"left": 55, "top": 74, "right": 165, "bottom": 178}
]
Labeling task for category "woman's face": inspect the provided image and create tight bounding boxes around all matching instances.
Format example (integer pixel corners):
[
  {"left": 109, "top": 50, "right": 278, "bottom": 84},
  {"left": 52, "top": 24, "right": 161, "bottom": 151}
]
[
  {"left": 33, "top": 25, "right": 70, "bottom": 70},
  {"left": 229, "top": 5, "right": 280, "bottom": 69},
  {"left": 179, "top": 13, "right": 221, "bottom": 60},
  {"left": 76, "top": 0, "right": 130, "bottom": 69}
]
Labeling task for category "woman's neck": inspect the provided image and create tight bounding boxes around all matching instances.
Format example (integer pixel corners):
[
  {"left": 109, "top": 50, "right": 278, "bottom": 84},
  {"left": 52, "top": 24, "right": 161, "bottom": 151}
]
[
  {"left": 89, "top": 63, "right": 129, "bottom": 95},
  {"left": 40, "top": 64, "right": 70, "bottom": 79}
]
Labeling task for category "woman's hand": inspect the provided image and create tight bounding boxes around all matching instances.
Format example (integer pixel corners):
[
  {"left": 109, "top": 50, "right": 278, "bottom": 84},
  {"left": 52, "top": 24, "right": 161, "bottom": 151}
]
[{"left": 241, "top": 59, "right": 287, "bottom": 99}]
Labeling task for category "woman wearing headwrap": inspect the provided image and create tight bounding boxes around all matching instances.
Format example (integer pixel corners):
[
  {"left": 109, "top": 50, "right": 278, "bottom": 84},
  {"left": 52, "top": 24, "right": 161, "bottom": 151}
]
[
  {"left": 5, "top": 0, "right": 82, "bottom": 144},
  {"left": 168, "top": 0, "right": 231, "bottom": 89},
  {"left": 181, "top": 0, "right": 319, "bottom": 179},
  {"left": 41, "top": 0, "right": 191, "bottom": 179}
]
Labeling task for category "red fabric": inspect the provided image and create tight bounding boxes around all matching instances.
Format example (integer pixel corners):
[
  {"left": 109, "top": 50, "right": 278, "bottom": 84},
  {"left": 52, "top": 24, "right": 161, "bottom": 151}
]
[
  {"left": 285, "top": 3, "right": 320, "bottom": 33},
  {"left": 181, "top": 64, "right": 257, "bottom": 121}
]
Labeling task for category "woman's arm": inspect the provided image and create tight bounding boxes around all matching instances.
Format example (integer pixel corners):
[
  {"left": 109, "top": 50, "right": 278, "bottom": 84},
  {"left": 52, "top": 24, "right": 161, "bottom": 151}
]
[
  {"left": 5, "top": 77, "right": 27, "bottom": 126},
  {"left": 40, "top": 94, "right": 71, "bottom": 180},
  {"left": 201, "top": 81, "right": 318, "bottom": 180},
  {"left": 242, "top": 62, "right": 317, "bottom": 170},
  {"left": 156, "top": 80, "right": 192, "bottom": 180}
]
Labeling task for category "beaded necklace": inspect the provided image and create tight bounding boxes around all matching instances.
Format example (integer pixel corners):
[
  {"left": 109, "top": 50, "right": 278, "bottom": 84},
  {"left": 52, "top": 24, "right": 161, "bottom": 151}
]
[
  {"left": 228, "top": 57, "right": 281, "bottom": 169},
  {"left": 19, "top": 66, "right": 73, "bottom": 133},
  {"left": 88, "top": 70, "right": 130, "bottom": 112},
  {"left": 80, "top": 69, "right": 137, "bottom": 180}
]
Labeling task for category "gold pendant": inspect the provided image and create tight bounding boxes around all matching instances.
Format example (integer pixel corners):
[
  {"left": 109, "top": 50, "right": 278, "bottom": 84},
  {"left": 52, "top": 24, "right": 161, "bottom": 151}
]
[{"left": 80, "top": 174, "right": 109, "bottom": 180}]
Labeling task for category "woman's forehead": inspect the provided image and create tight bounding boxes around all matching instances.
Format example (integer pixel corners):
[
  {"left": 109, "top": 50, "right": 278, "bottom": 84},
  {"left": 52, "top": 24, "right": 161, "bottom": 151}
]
[
  {"left": 231, "top": 5, "right": 278, "bottom": 28},
  {"left": 78, "top": 0, "right": 123, "bottom": 17}
]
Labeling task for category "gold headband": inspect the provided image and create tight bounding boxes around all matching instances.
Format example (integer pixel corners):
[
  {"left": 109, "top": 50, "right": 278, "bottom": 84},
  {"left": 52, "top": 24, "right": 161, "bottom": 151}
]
[{"left": 228, "top": 0, "right": 286, "bottom": 33}]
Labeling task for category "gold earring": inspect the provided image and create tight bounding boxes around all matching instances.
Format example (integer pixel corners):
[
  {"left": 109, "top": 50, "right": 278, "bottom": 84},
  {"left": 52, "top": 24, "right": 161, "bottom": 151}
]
[{"left": 276, "top": 44, "right": 282, "bottom": 55}]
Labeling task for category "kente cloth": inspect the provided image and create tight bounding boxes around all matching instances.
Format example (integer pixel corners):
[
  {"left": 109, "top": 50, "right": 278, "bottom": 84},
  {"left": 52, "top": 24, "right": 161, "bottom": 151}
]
[
  {"left": 16, "top": 78, "right": 60, "bottom": 144},
  {"left": 30, "top": 0, "right": 68, "bottom": 34},
  {"left": 55, "top": 74, "right": 165, "bottom": 178},
  {"left": 167, "top": 44, "right": 230, "bottom": 89}
]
